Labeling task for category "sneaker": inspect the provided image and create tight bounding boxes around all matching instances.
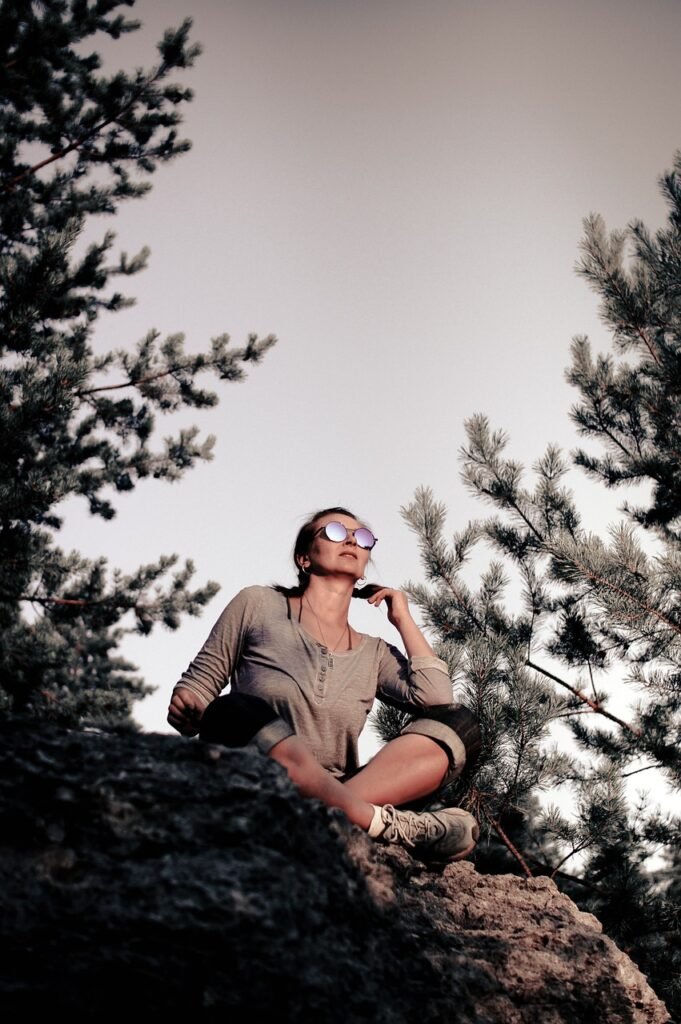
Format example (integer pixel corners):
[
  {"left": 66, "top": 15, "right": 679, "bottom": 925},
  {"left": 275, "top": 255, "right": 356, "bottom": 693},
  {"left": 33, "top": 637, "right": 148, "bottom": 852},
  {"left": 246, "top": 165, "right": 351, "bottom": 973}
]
[{"left": 373, "top": 804, "right": 479, "bottom": 863}]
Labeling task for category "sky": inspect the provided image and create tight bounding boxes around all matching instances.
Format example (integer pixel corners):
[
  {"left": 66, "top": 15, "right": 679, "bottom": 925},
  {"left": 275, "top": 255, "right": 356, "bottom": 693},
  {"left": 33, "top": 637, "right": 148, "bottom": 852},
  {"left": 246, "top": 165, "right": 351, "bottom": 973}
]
[{"left": 55, "top": 0, "right": 681, "bottom": 763}]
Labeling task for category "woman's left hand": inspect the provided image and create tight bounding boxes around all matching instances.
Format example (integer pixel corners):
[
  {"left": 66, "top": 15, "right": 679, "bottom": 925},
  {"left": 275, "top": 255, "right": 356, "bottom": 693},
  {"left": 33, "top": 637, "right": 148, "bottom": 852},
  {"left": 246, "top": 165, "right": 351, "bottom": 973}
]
[{"left": 366, "top": 587, "right": 412, "bottom": 628}]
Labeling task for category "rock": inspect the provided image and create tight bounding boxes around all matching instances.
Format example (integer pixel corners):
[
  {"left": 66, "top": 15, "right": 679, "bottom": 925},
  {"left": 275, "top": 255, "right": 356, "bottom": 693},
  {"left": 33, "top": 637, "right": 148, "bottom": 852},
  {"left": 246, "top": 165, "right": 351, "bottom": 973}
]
[{"left": 0, "top": 720, "right": 670, "bottom": 1022}]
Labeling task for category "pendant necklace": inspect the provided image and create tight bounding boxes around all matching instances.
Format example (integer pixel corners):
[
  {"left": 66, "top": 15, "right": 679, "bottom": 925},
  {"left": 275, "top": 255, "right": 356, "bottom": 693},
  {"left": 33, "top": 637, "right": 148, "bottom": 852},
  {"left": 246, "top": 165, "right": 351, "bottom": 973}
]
[{"left": 303, "top": 593, "right": 351, "bottom": 667}]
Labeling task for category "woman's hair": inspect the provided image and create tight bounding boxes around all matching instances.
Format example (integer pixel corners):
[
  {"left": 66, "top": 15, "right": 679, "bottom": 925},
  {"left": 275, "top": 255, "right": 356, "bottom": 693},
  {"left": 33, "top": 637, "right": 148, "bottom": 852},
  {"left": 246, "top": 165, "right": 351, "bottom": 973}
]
[{"left": 273, "top": 506, "right": 371, "bottom": 598}]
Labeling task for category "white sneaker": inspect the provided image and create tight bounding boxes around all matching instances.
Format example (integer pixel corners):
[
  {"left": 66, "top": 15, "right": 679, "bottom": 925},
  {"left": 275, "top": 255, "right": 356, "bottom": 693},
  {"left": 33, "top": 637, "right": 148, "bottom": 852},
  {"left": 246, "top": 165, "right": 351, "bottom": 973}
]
[{"left": 373, "top": 804, "right": 479, "bottom": 863}]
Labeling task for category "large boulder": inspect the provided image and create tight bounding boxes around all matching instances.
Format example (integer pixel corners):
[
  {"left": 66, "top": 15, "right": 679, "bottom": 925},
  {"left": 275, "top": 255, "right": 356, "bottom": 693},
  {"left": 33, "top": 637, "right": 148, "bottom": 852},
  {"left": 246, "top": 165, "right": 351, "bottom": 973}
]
[{"left": 0, "top": 720, "right": 670, "bottom": 1022}]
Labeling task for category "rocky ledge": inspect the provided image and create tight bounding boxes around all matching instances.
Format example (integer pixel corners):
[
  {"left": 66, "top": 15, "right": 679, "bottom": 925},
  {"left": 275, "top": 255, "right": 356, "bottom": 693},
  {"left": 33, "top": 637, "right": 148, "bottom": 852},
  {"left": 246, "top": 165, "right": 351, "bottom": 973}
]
[{"left": 0, "top": 720, "right": 670, "bottom": 1022}]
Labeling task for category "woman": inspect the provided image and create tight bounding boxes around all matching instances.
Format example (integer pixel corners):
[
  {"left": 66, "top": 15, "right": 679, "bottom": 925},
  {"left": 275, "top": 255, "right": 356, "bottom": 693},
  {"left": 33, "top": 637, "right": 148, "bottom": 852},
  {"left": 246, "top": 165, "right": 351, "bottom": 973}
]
[{"left": 167, "top": 507, "right": 480, "bottom": 862}]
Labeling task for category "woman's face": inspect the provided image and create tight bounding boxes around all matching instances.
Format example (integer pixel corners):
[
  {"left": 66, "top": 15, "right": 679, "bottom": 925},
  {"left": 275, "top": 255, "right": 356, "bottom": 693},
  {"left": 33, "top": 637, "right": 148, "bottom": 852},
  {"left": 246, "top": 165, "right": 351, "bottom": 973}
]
[{"left": 301, "top": 512, "right": 372, "bottom": 582}]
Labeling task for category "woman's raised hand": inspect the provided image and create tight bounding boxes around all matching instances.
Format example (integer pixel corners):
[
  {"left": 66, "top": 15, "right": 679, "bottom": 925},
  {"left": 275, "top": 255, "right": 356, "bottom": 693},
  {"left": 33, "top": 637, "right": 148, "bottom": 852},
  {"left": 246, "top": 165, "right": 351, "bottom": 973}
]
[
  {"left": 365, "top": 586, "right": 411, "bottom": 628},
  {"left": 363, "top": 585, "right": 435, "bottom": 657},
  {"left": 167, "top": 688, "right": 205, "bottom": 737}
]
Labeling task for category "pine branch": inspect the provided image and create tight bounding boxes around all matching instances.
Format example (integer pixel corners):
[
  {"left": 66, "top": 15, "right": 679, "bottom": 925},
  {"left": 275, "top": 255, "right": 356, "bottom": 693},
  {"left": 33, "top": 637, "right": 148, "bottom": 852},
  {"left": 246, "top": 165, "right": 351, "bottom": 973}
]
[
  {"left": 569, "top": 557, "right": 681, "bottom": 637},
  {"left": 439, "top": 567, "right": 486, "bottom": 634},
  {"left": 548, "top": 840, "right": 592, "bottom": 880},
  {"left": 475, "top": 468, "right": 546, "bottom": 544},
  {"left": 2, "top": 58, "right": 171, "bottom": 195},
  {"left": 506, "top": 498, "right": 545, "bottom": 543},
  {"left": 475, "top": 792, "right": 534, "bottom": 878},
  {"left": 579, "top": 219, "right": 662, "bottom": 366},
  {"left": 591, "top": 418, "right": 638, "bottom": 462},
  {"left": 621, "top": 764, "right": 662, "bottom": 778},
  {"left": 635, "top": 325, "right": 661, "bottom": 367},
  {"left": 526, "top": 659, "right": 641, "bottom": 736},
  {"left": 598, "top": 625, "right": 668, "bottom": 654},
  {"left": 77, "top": 359, "right": 213, "bottom": 395},
  {"left": 527, "top": 858, "right": 606, "bottom": 894}
]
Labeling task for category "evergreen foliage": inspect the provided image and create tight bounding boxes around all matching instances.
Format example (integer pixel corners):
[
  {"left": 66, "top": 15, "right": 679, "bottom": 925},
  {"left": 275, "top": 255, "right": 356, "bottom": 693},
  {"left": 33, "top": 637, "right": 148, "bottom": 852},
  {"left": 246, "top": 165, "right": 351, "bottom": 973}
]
[
  {"left": 380, "top": 154, "right": 681, "bottom": 1012},
  {"left": 0, "top": 1, "right": 276, "bottom": 728}
]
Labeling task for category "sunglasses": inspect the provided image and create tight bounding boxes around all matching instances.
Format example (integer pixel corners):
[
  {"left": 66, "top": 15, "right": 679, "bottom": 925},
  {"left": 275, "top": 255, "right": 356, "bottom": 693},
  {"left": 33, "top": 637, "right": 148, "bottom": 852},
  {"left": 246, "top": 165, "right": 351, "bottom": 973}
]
[{"left": 313, "top": 521, "right": 378, "bottom": 550}]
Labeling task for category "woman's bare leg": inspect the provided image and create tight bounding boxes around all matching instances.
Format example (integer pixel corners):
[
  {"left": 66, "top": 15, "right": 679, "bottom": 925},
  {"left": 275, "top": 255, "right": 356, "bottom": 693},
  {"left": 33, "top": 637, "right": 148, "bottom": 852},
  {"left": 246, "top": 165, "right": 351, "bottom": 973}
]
[
  {"left": 344, "top": 734, "right": 449, "bottom": 807},
  {"left": 268, "top": 732, "right": 450, "bottom": 829},
  {"left": 268, "top": 734, "right": 374, "bottom": 829},
  {"left": 268, "top": 733, "right": 477, "bottom": 862}
]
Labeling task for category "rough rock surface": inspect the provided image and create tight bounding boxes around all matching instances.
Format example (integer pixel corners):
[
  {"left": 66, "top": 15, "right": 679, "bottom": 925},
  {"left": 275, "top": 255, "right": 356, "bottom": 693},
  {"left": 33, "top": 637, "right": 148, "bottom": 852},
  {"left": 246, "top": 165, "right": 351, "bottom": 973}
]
[{"left": 0, "top": 720, "right": 670, "bottom": 1022}]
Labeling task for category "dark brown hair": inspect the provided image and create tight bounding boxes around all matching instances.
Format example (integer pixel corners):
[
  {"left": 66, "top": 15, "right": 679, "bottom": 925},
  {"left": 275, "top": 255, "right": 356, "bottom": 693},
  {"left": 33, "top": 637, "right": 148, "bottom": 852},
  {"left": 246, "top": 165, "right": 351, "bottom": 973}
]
[{"left": 273, "top": 506, "right": 372, "bottom": 598}]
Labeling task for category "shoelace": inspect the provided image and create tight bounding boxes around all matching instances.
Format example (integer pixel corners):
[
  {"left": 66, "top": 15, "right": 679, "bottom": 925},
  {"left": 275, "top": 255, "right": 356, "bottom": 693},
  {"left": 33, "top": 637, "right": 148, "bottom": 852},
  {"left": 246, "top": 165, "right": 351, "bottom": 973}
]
[{"left": 380, "top": 805, "right": 445, "bottom": 848}]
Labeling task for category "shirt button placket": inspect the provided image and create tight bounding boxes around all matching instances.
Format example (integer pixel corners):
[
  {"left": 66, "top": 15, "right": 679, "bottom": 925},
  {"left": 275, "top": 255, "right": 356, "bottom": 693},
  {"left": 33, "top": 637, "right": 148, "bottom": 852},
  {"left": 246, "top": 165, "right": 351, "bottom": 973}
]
[{"left": 315, "top": 647, "right": 327, "bottom": 704}]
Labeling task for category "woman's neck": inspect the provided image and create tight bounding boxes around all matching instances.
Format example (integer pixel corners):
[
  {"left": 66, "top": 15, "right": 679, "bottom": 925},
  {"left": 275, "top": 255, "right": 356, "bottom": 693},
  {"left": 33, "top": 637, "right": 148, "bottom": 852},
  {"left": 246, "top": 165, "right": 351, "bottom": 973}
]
[
  {"left": 297, "top": 579, "right": 355, "bottom": 653},
  {"left": 302, "top": 576, "right": 353, "bottom": 626}
]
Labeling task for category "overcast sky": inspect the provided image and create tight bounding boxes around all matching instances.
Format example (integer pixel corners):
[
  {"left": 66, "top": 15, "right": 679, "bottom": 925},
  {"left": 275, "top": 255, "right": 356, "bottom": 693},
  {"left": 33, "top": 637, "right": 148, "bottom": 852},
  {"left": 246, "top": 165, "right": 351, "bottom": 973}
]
[{"left": 58, "top": 0, "right": 681, "bottom": 759}]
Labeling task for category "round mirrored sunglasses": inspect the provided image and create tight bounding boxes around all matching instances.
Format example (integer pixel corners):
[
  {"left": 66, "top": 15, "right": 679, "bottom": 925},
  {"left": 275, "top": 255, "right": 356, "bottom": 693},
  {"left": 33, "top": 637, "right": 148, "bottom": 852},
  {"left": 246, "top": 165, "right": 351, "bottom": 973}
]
[{"left": 313, "top": 521, "right": 378, "bottom": 550}]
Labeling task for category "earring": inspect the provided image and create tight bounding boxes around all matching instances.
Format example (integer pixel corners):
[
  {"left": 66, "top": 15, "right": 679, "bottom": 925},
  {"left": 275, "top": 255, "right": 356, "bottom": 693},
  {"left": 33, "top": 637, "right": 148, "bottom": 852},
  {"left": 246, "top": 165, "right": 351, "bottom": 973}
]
[
  {"left": 300, "top": 564, "right": 311, "bottom": 576},
  {"left": 356, "top": 576, "right": 367, "bottom": 587}
]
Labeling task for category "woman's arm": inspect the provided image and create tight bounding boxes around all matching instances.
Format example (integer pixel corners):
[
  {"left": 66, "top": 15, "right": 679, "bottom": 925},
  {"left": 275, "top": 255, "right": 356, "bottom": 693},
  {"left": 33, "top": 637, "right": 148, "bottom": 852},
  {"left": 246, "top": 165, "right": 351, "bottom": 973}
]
[
  {"left": 369, "top": 588, "right": 453, "bottom": 708},
  {"left": 365, "top": 587, "right": 435, "bottom": 658},
  {"left": 167, "top": 687, "right": 207, "bottom": 736},
  {"left": 167, "top": 585, "right": 263, "bottom": 735}
]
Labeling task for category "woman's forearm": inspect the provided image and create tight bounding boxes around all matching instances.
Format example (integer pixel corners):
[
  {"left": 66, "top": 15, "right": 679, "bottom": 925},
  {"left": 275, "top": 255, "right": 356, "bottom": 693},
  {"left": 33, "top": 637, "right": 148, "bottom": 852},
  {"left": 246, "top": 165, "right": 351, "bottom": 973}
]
[{"left": 392, "top": 612, "right": 436, "bottom": 659}]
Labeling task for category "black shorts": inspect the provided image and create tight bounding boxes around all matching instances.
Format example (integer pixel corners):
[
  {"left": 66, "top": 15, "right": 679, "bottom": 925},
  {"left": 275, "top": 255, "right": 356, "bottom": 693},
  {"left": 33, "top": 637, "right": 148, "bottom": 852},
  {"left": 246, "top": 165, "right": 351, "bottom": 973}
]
[
  {"left": 199, "top": 692, "right": 295, "bottom": 754},
  {"left": 198, "top": 692, "right": 475, "bottom": 788}
]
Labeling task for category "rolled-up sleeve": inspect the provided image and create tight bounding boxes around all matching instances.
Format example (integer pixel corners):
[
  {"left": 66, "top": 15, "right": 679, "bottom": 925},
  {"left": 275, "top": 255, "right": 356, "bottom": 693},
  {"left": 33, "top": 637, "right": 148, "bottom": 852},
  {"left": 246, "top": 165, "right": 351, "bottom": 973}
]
[
  {"left": 376, "top": 641, "right": 453, "bottom": 709},
  {"left": 172, "top": 586, "right": 262, "bottom": 708}
]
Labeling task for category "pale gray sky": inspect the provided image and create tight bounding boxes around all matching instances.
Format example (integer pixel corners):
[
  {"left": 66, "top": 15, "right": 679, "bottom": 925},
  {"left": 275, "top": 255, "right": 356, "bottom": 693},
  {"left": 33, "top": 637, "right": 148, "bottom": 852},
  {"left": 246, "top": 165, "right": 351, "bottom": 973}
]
[{"left": 58, "top": 0, "right": 681, "bottom": 758}]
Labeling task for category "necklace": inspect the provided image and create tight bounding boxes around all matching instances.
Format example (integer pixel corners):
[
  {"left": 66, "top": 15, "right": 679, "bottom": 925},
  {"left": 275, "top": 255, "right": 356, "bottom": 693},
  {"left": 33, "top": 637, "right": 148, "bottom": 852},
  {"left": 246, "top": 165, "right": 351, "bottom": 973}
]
[{"left": 303, "top": 593, "right": 352, "bottom": 658}]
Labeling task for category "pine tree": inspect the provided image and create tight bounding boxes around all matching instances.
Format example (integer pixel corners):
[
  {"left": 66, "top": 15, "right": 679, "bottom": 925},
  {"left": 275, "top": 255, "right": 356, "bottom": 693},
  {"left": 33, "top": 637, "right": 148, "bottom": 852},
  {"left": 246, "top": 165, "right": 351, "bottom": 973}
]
[
  {"left": 0, "top": 1, "right": 275, "bottom": 728},
  {"left": 390, "top": 153, "right": 681, "bottom": 1013}
]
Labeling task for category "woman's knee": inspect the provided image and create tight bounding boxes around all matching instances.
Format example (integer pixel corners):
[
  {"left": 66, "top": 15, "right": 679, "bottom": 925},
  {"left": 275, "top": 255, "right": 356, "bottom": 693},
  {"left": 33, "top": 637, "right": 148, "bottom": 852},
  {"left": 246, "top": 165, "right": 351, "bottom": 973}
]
[
  {"left": 401, "top": 703, "right": 482, "bottom": 779},
  {"left": 437, "top": 704, "right": 481, "bottom": 769},
  {"left": 402, "top": 732, "right": 450, "bottom": 775}
]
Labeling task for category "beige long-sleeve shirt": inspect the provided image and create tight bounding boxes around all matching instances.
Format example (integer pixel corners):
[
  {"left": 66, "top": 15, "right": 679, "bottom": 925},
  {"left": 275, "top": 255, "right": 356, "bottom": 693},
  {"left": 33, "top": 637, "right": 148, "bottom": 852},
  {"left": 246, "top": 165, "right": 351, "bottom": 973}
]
[{"left": 173, "top": 585, "right": 453, "bottom": 777}]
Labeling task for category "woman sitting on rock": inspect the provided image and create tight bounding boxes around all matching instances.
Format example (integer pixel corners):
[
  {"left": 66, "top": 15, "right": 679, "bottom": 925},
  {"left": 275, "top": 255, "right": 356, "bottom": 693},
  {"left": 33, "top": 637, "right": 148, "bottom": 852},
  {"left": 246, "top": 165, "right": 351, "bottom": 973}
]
[{"left": 167, "top": 506, "right": 481, "bottom": 862}]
